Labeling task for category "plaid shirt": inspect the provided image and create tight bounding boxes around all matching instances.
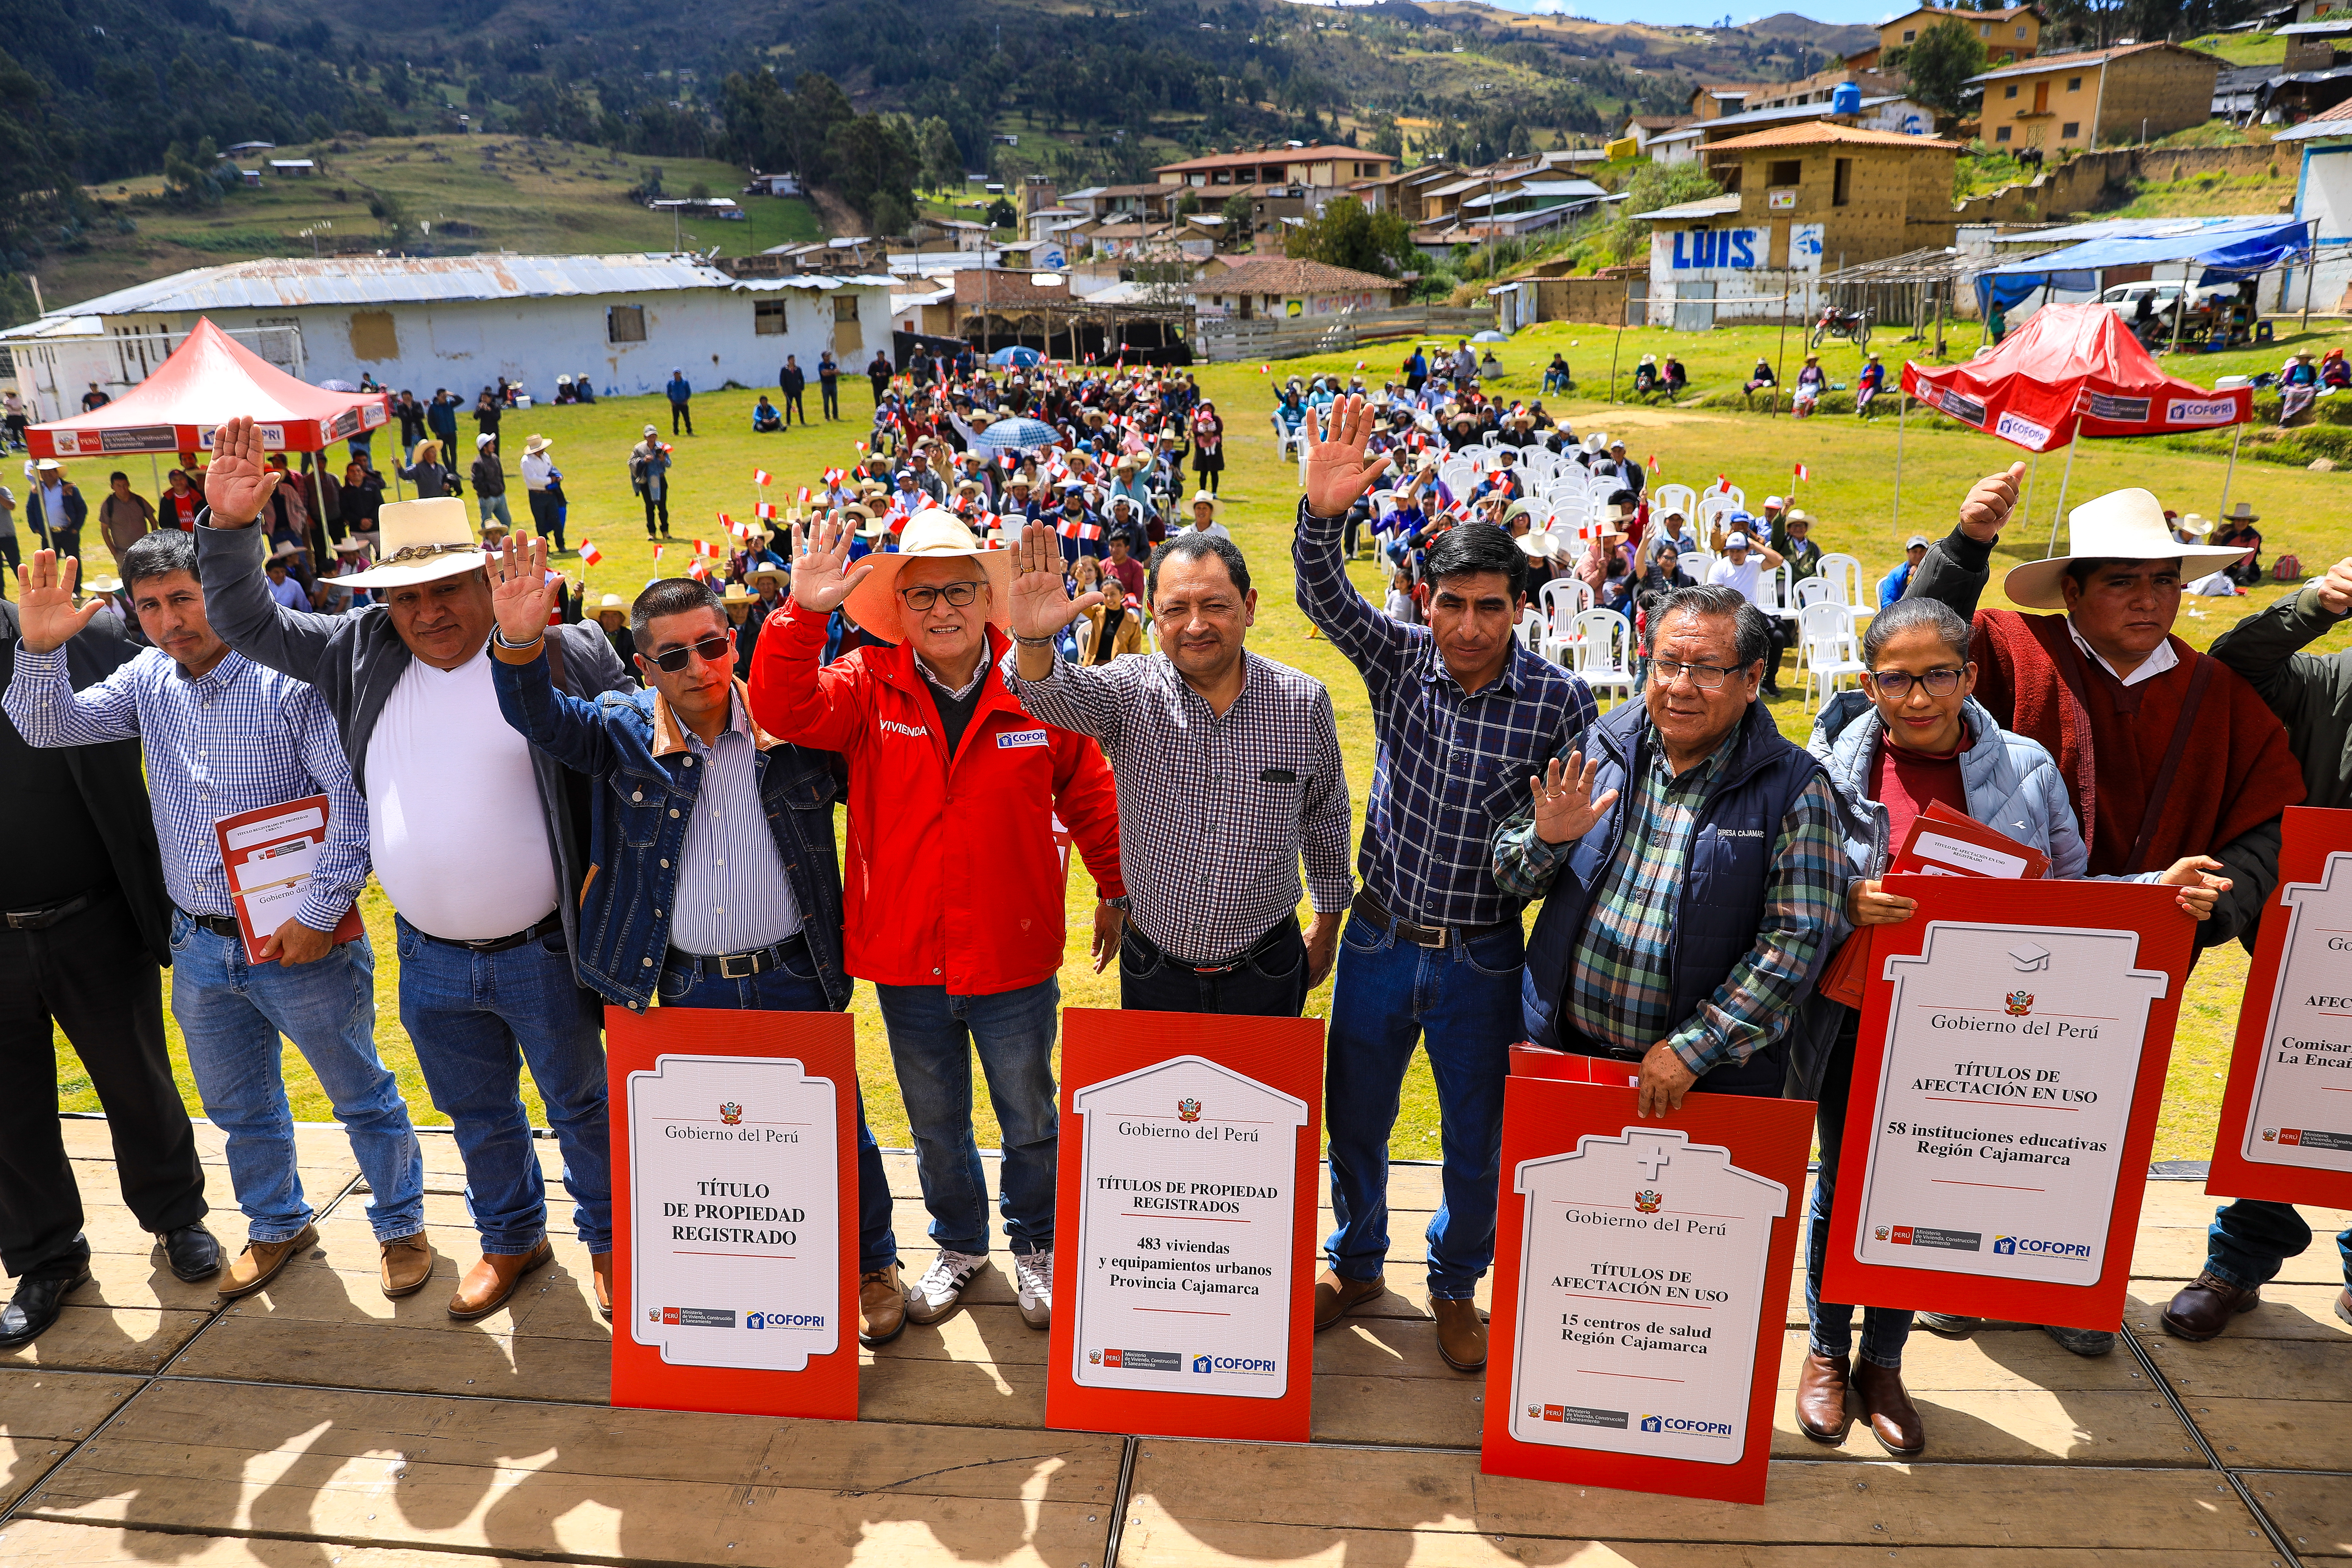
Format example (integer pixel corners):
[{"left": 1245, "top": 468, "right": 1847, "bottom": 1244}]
[
  {"left": 1293, "top": 498, "right": 1594, "bottom": 928},
  {"left": 4, "top": 645, "right": 369, "bottom": 931},
  {"left": 1002, "top": 644, "right": 1352, "bottom": 965},
  {"left": 1493, "top": 720, "right": 1842, "bottom": 1076}
]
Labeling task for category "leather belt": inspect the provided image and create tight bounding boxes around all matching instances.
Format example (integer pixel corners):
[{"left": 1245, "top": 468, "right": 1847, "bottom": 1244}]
[
  {"left": 667, "top": 931, "right": 808, "bottom": 981},
  {"left": 418, "top": 912, "right": 562, "bottom": 954},
  {"left": 176, "top": 907, "right": 244, "bottom": 941},
  {"left": 5, "top": 889, "right": 100, "bottom": 931},
  {"left": 1128, "top": 919, "right": 1290, "bottom": 974},
  {"left": 1350, "top": 888, "right": 1516, "bottom": 951}
]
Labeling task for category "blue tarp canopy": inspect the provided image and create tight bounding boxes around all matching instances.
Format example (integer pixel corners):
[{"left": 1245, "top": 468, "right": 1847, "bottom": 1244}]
[{"left": 1975, "top": 217, "right": 2314, "bottom": 316}]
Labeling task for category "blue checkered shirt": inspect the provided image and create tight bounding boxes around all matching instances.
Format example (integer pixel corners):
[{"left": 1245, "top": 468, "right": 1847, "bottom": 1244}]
[
  {"left": 1293, "top": 498, "right": 1595, "bottom": 928},
  {"left": 5, "top": 645, "right": 369, "bottom": 930}
]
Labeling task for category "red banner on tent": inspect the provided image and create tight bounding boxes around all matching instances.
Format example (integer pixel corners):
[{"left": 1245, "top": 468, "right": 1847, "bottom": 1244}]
[
  {"left": 1045, "top": 1007, "right": 1322, "bottom": 1445},
  {"left": 1823, "top": 878, "right": 2192, "bottom": 1332},
  {"left": 2206, "top": 806, "right": 2352, "bottom": 1208},
  {"left": 26, "top": 318, "right": 390, "bottom": 458},
  {"left": 1898, "top": 302, "right": 2249, "bottom": 453},
  {"left": 1481, "top": 1073, "right": 1811, "bottom": 1506},
  {"left": 606, "top": 1006, "right": 859, "bottom": 1422}
]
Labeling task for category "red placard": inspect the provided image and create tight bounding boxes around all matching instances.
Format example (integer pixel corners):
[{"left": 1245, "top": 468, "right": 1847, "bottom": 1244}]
[
  {"left": 605, "top": 1006, "right": 859, "bottom": 1421},
  {"left": 1481, "top": 1074, "right": 1810, "bottom": 1505},
  {"left": 2207, "top": 806, "right": 2352, "bottom": 1207},
  {"left": 1823, "top": 878, "right": 2193, "bottom": 1332},
  {"left": 1046, "top": 1007, "right": 1322, "bottom": 1444},
  {"left": 211, "top": 794, "right": 366, "bottom": 964}
]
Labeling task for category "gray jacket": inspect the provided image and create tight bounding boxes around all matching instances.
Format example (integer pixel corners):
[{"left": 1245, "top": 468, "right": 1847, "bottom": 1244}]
[
  {"left": 194, "top": 515, "right": 631, "bottom": 973},
  {"left": 2209, "top": 580, "right": 2352, "bottom": 814}
]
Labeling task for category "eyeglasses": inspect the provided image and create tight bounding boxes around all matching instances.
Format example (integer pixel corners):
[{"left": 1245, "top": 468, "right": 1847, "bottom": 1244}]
[
  {"left": 1865, "top": 667, "right": 1966, "bottom": 697},
  {"left": 899, "top": 581, "right": 984, "bottom": 611},
  {"left": 645, "top": 633, "right": 732, "bottom": 673},
  {"left": 1650, "top": 659, "right": 1741, "bottom": 691}
]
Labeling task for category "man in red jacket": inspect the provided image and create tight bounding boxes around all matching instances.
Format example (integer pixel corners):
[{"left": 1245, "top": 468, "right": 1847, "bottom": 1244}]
[{"left": 750, "top": 507, "right": 1125, "bottom": 1333}]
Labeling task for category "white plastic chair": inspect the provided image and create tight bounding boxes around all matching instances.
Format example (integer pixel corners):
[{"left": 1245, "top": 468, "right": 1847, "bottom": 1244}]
[
  {"left": 1563, "top": 607, "right": 1637, "bottom": 708},
  {"left": 1695, "top": 492, "right": 1742, "bottom": 543},
  {"left": 1536, "top": 577, "right": 1595, "bottom": 664},
  {"left": 1793, "top": 575, "right": 1842, "bottom": 614},
  {"left": 1679, "top": 548, "right": 1716, "bottom": 587},
  {"left": 1752, "top": 562, "right": 1794, "bottom": 619},
  {"left": 1798, "top": 602, "right": 1867, "bottom": 713},
  {"left": 1817, "top": 553, "right": 1867, "bottom": 616},
  {"left": 1272, "top": 412, "right": 1306, "bottom": 463},
  {"left": 1651, "top": 482, "right": 1698, "bottom": 521},
  {"left": 1513, "top": 606, "right": 1544, "bottom": 651}
]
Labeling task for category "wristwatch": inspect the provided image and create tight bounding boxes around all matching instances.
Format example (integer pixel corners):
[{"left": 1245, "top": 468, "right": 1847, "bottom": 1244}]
[{"left": 1102, "top": 896, "right": 1132, "bottom": 912}]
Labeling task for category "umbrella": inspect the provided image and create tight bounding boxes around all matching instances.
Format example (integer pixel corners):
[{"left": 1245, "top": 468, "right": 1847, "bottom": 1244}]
[
  {"left": 1472, "top": 329, "right": 1509, "bottom": 343},
  {"left": 972, "top": 417, "right": 1060, "bottom": 453},
  {"left": 319, "top": 379, "right": 360, "bottom": 393},
  {"left": 987, "top": 346, "right": 1042, "bottom": 368}
]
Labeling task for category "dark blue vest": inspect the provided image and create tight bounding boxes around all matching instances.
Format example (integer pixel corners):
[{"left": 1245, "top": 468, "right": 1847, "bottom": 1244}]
[{"left": 1521, "top": 699, "right": 1830, "bottom": 1093}]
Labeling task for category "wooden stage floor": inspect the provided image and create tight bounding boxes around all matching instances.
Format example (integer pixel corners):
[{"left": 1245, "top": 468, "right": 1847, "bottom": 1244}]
[{"left": 2, "top": 1118, "right": 2347, "bottom": 1567}]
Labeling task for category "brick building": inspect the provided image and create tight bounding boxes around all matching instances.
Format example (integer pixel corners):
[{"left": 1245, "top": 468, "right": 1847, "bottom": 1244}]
[
  {"left": 1863, "top": 4, "right": 2042, "bottom": 68},
  {"left": 1965, "top": 42, "right": 2223, "bottom": 153}
]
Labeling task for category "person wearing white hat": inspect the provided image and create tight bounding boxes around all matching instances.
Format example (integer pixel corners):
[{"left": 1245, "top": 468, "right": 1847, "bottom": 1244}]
[
  {"left": 1899, "top": 467, "right": 2307, "bottom": 1359},
  {"left": 629, "top": 427, "right": 671, "bottom": 540},
  {"left": 1182, "top": 490, "right": 1229, "bottom": 542},
  {"left": 518, "top": 434, "right": 563, "bottom": 552},
  {"left": 193, "top": 415, "right": 635, "bottom": 1324},
  {"left": 470, "top": 434, "right": 513, "bottom": 538},
  {"left": 24, "top": 458, "right": 85, "bottom": 563},
  {"left": 750, "top": 507, "right": 1126, "bottom": 1334}
]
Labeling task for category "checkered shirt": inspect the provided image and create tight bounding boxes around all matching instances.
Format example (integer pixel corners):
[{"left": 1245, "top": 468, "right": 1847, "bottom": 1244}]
[
  {"left": 1002, "top": 645, "right": 1352, "bottom": 965},
  {"left": 1293, "top": 498, "right": 1595, "bottom": 928},
  {"left": 5, "top": 645, "right": 369, "bottom": 929},
  {"left": 1492, "top": 720, "right": 1842, "bottom": 1076}
]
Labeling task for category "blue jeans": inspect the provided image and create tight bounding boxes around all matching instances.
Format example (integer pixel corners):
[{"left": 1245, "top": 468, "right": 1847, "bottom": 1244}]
[
  {"left": 657, "top": 944, "right": 897, "bottom": 1274},
  {"left": 393, "top": 914, "right": 611, "bottom": 1255},
  {"left": 478, "top": 494, "right": 514, "bottom": 532},
  {"left": 1807, "top": 1016, "right": 1911, "bottom": 1369},
  {"left": 169, "top": 915, "right": 424, "bottom": 1244},
  {"left": 874, "top": 977, "right": 1059, "bottom": 1258},
  {"left": 2206, "top": 1198, "right": 2352, "bottom": 1292},
  {"left": 1324, "top": 912, "right": 1523, "bottom": 1298}
]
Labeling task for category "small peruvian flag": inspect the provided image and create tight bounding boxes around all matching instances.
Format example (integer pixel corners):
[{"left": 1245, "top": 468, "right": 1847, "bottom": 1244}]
[
  {"left": 797, "top": 486, "right": 812, "bottom": 506},
  {"left": 1259, "top": 364, "right": 1270, "bottom": 375},
  {"left": 854, "top": 440, "right": 868, "bottom": 453},
  {"left": 687, "top": 558, "right": 710, "bottom": 582},
  {"left": 1792, "top": 461, "right": 1810, "bottom": 481},
  {"left": 692, "top": 538, "right": 717, "bottom": 558},
  {"left": 753, "top": 469, "right": 772, "bottom": 487},
  {"left": 578, "top": 540, "right": 603, "bottom": 566},
  {"left": 755, "top": 502, "right": 778, "bottom": 521},
  {"left": 1715, "top": 475, "right": 1730, "bottom": 493},
  {"left": 1647, "top": 454, "right": 1662, "bottom": 474},
  {"left": 651, "top": 543, "right": 665, "bottom": 564},
  {"left": 1057, "top": 517, "right": 1102, "bottom": 541}
]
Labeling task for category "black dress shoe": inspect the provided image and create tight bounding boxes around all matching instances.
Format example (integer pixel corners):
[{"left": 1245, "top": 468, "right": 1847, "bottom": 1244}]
[
  {"left": 159, "top": 1223, "right": 222, "bottom": 1283},
  {"left": 0, "top": 1270, "right": 92, "bottom": 1349}
]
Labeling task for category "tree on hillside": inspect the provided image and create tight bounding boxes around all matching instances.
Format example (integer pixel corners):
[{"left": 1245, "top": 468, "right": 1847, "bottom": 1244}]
[
  {"left": 1885, "top": 18, "right": 1991, "bottom": 121},
  {"left": 918, "top": 117, "right": 964, "bottom": 195},
  {"left": 1220, "top": 191, "right": 1254, "bottom": 241},
  {"left": 1285, "top": 196, "right": 1416, "bottom": 277}
]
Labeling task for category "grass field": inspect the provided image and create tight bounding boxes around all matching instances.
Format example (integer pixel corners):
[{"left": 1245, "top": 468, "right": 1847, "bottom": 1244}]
[
  {"left": 49, "top": 330, "right": 2352, "bottom": 1174},
  {"left": 50, "top": 136, "right": 822, "bottom": 309}
]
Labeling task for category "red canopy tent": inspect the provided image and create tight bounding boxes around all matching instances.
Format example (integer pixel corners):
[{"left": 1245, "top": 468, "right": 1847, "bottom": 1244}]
[
  {"left": 1886, "top": 301, "right": 2252, "bottom": 550},
  {"left": 26, "top": 316, "right": 391, "bottom": 461}
]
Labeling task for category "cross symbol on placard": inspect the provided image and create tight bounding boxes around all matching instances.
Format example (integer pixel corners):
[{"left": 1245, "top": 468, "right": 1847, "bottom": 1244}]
[{"left": 1631, "top": 1138, "right": 1674, "bottom": 1183}]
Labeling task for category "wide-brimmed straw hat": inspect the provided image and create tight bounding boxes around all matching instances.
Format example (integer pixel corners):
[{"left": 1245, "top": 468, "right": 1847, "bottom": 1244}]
[
  {"left": 523, "top": 434, "right": 553, "bottom": 456},
  {"left": 841, "top": 510, "right": 1013, "bottom": 644},
  {"left": 593, "top": 593, "right": 627, "bottom": 621},
  {"left": 2003, "top": 487, "right": 2257, "bottom": 610},
  {"left": 335, "top": 497, "right": 486, "bottom": 588},
  {"left": 1188, "top": 490, "right": 1220, "bottom": 516}
]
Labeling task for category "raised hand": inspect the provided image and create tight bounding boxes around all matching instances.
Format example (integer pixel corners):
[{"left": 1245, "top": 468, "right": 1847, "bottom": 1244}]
[
  {"left": 1010, "top": 522, "right": 1097, "bottom": 639},
  {"left": 1302, "top": 394, "right": 1394, "bottom": 519},
  {"left": 1529, "top": 751, "right": 1620, "bottom": 846},
  {"left": 2154, "top": 855, "right": 2232, "bottom": 922},
  {"left": 2314, "top": 555, "right": 2352, "bottom": 616},
  {"left": 791, "top": 511, "right": 873, "bottom": 613},
  {"left": 15, "top": 551, "right": 106, "bottom": 652},
  {"left": 1956, "top": 460, "right": 2027, "bottom": 545},
  {"left": 204, "top": 415, "right": 284, "bottom": 526},
  {"left": 487, "top": 534, "right": 556, "bottom": 647}
]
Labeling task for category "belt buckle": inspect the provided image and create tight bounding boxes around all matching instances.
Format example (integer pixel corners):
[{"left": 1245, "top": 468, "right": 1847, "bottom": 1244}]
[
  {"left": 717, "top": 951, "right": 759, "bottom": 980},
  {"left": 1407, "top": 922, "right": 1449, "bottom": 949}
]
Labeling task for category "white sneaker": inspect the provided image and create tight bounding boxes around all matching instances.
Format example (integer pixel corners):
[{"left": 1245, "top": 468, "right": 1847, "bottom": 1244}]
[
  {"left": 904, "top": 1249, "right": 987, "bottom": 1325},
  {"left": 1014, "top": 1249, "right": 1053, "bottom": 1330}
]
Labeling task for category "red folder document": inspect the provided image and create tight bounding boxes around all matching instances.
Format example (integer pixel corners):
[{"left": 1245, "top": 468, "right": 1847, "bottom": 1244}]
[
  {"left": 1820, "top": 803, "right": 2047, "bottom": 1010},
  {"left": 211, "top": 795, "right": 366, "bottom": 964}
]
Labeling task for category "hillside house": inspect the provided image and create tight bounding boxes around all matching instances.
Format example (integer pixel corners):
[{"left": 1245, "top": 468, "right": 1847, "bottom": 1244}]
[
  {"left": 1192, "top": 257, "right": 1402, "bottom": 321},
  {"left": 1873, "top": 4, "right": 2042, "bottom": 66},
  {"left": 1152, "top": 145, "right": 1398, "bottom": 192},
  {"left": 1965, "top": 42, "right": 2224, "bottom": 152}
]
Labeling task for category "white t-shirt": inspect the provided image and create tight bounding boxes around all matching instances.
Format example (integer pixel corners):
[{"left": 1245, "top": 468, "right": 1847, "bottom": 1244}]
[
  {"left": 366, "top": 646, "right": 560, "bottom": 941},
  {"left": 1708, "top": 554, "right": 1763, "bottom": 606}
]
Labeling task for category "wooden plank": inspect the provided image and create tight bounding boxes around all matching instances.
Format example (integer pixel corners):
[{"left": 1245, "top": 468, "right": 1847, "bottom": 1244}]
[
  {"left": 167, "top": 1315, "right": 611, "bottom": 1404},
  {"left": 253, "top": 1215, "right": 608, "bottom": 1342},
  {"left": 1119, "top": 1444, "right": 2274, "bottom": 1551},
  {"left": 0, "top": 1519, "right": 539, "bottom": 1568},
  {"left": 27, "top": 1380, "right": 1125, "bottom": 1568},
  {"left": 62, "top": 1251, "right": 223, "bottom": 1313},
  {"left": 2135, "top": 1335, "right": 2352, "bottom": 1402},
  {"left": 2125, "top": 1284, "right": 2352, "bottom": 1343},
  {"left": 2132, "top": 1227, "right": 2345, "bottom": 1285},
  {"left": 1312, "top": 1374, "right": 1481, "bottom": 1450},
  {"left": 2134, "top": 1186, "right": 2352, "bottom": 1232},
  {"left": 0, "top": 1307, "right": 209, "bottom": 1375},
  {"left": 2252, "top": 1472, "right": 2352, "bottom": 1557},
  {"left": 0, "top": 1367, "right": 143, "bottom": 1440},
  {"left": 58, "top": 1118, "right": 359, "bottom": 1171},
  {"left": 2178, "top": 1398, "right": 2352, "bottom": 1470}
]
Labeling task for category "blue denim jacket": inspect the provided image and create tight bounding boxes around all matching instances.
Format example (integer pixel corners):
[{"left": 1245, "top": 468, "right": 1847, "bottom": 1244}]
[{"left": 491, "top": 646, "right": 849, "bottom": 1013}]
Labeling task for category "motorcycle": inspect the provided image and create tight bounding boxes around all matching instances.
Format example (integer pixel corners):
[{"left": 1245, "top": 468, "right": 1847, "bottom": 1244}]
[{"left": 1809, "top": 304, "right": 1873, "bottom": 350}]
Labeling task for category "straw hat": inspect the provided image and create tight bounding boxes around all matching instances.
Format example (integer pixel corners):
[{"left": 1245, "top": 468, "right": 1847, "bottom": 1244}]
[
  {"left": 523, "top": 434, "right": 554, "bottom": 456},
  {"left": 334, "top": 536, "right": 372, "bottom": 555},
  {"left": 720, "top": 583, "right": 753, "bottom": 606},
  {"left": 1188, "top": 490, "right": 1220, "bottom": 517},
  {"left": 593, "top": 592, "right": 627, "bottom": 622},
  {"left": 2002, "top": 487, "right": 2255, "bottom": 610},
  {"left": 2175, "top": 512, "right": 2212, "bottom": 538},
  {"left": 335, "top": 497, "right": 487, "bottom": 588},
  {"left": 82, "top": 573, "right": 123, "bottom": 596},
  {"left": 749, "top": 562, "right": 788, "bottom": 582},
  {"left": 841, "top": 509, "right": 1013, "bottom": 644}
]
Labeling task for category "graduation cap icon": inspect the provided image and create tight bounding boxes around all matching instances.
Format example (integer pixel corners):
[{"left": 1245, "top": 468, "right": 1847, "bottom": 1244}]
[{"left": 2007, "top": 941, "right": 2051, "bottom": 974}]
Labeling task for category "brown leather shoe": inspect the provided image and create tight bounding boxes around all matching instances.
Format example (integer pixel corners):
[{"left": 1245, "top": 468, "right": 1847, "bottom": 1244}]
[
  {"left": 860, "top": 1265, "right": 906, "bottom": 1347},
  {"left": 447, "top": 1240, "right": 554, "bottom": 1321},
  {"left": 2161, "top": 1271, "right": 2261, "bottom": 1341},
  {"left": 1794, "top": 1352, "right": 1853, "bottom": 1442},
  {"left": 590, "top": 1252, "right": 613, "bottom": 1323},
  {"left": 1852, "top": 1360, "right": 1925, "bottom": 1456},
  {"left": 1313, "top": 1269, "right": 1384, "bottom": 1330},
  {"left": 218, "top": 1225, "right": 318, "bottom": 1301},
  {"left": 379, "top": 1233, "right": 433, "bottom": 1300},
  {"left": 1429, "top": 1296, "right": 1488, "bottom": 1373}
]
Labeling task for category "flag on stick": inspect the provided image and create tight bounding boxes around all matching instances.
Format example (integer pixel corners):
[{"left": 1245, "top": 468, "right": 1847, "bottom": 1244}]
[
  {"left": 578, "top": 540, "right": 603, "bottom": 566},
  {"left": 753, "top": 469, "right": 772, "bottom": 487},
  {"left": 1792, "top": 461, "right": 1810, "bottom": 481}
]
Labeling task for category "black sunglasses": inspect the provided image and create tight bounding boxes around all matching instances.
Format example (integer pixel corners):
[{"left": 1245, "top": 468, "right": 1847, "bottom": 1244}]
[{"left": 644, "top": 633, "right": 732, "bottom": 673}]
